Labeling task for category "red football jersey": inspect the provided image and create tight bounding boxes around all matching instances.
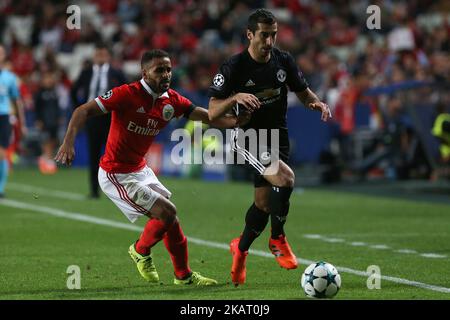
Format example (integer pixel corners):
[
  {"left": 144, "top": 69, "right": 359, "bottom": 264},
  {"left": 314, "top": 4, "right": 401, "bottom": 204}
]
[{"left": 95, "top": 79, "right": 194, "bottom": 173}]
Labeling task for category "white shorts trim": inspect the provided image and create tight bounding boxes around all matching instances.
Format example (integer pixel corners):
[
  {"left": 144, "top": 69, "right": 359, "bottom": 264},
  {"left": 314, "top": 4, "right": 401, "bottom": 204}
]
[
  {"left": 98, "top": 166, "right": 172, "bottom": 223},
  {"left": 230, "top": 128, "right": 266, "bottom": 174}
]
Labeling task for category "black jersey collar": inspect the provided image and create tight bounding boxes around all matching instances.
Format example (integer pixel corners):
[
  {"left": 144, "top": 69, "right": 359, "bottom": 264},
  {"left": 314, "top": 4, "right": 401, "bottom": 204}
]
[{"left": 245, "top": 48, "right": 273, "bottom": 65}]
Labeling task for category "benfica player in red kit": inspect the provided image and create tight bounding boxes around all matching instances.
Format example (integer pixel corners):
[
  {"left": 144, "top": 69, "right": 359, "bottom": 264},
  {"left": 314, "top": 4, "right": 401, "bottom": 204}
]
[{"left": 55, "top": 50, "right": 243, "bottom": 285}]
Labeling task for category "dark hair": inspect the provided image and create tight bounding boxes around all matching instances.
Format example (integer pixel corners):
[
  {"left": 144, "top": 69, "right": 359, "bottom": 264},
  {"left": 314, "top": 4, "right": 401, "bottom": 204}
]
[
  {"left": 247, "top": 9, "right": 276, "bottom": 33},
  {"left": 141, "top": 49, "right": 170, "bottom": 68}
]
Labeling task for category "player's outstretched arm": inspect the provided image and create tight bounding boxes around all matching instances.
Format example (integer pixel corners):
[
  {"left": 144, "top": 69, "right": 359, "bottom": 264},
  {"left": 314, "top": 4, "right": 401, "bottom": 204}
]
[
  {"left": 208, "top": 93, "right": 260, "bottom": 121},
  {"left": 189, "top": 106, "right": 248, "bottom": 128},
  {"left": 55, "top": 100, "right": 105, "bottom": 166},
  {"left": 296, "top": 88, "right": 332, "bottom": 122}
]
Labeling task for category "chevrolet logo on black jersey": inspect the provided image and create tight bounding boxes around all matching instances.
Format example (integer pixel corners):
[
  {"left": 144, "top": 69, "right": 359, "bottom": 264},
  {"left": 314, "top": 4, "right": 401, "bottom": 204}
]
[{"left": 254, "top": 88, "right": 281, "bottom": 99}]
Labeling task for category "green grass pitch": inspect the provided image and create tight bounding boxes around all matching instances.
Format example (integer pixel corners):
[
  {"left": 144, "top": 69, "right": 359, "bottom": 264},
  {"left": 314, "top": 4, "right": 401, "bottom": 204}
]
[{"left": 0, "top": 168, "right": 449, "bottom": 300}]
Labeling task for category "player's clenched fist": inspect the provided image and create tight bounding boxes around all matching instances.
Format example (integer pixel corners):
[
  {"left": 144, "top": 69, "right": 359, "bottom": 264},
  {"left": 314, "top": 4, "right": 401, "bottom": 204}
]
[
  {"left": 234, "top": 93, "right": 260, "bottom": 112},
  {"left": 55, "top": 143, "right": 75, "bottom": 166}
]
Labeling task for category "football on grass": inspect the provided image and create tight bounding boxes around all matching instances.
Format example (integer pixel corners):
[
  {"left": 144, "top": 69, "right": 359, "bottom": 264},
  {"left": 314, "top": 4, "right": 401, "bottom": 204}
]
[{"left": 301, "top": 261, "right": 341, "bottom": 298}]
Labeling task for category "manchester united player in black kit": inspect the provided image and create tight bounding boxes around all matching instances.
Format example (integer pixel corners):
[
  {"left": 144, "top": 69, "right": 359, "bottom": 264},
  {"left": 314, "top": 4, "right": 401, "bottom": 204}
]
[{"left": 208, "top": 9, "right": 332, "bottom": 285}]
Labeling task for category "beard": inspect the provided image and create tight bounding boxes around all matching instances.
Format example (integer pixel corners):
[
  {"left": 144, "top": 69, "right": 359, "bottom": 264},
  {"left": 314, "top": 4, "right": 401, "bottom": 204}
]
[{"left": 160, "top": 81, "right": 170, "bottom": 91}]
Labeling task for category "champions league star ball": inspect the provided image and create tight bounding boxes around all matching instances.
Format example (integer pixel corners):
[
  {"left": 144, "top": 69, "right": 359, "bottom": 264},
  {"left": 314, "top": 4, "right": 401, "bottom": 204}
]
[{"left": 301, "top": 261, "right": 341, "bottom": 298}]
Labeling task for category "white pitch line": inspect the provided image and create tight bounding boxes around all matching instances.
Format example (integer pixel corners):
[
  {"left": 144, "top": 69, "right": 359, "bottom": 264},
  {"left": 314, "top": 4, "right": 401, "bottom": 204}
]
[
  {"left": 0, "top": 198, "right": 142, "bottom": 232},
  {"left": 349, "top": 242, "right": 367, "bottom": 246},
  {"left": 420, "top": 253, "right": 447, "bottom": 259},
  {"left": 303, "top": 234, "right": 322, "bottom": 239},
  {"left": 7, "top": 182, "right": 86, "bottom": 201},
  {"left": 322, "top": 238, "right": 345, "bottom": 243},
  {"left": 303, "top": 235, "right": 446, "bottom": 259},
  {"left": 396, "top": 249, "right": 418, "bottom": 254},
  {"left": 1, "top": 199, "right": 450, "bottom": 294},
  {"left": 370, "top": 244, "right": 390, "bottom": 250}
]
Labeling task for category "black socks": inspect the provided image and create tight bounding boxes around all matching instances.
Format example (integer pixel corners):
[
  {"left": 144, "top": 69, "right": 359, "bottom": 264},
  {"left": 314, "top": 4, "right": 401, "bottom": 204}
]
[
  {"left": 269, "top": 186, "right": 293, "bottom": 239},
  {"left": 238, "top": 203, "right": 270, "bottom": 252},
  {"left": 238, "top": 186, "right": 294, "bottom": 251}
]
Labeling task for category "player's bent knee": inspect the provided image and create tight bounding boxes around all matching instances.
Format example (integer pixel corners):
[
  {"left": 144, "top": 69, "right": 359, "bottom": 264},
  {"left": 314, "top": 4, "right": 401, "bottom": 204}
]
[
  {"left": 254, "top": 200, "right": 270, "bottom": 213},
  {"left": 283, "top": 174, "right": 295, "bottom": 188},
  {"left": 280, "top": 167, "right": 295, "bottom": 187},
  {"left": 150, "top": 197, "right": 177, "bottom": 223},
  {"left": 162, "top": 201, "right": 177, "bottom": 224},
  {"left": 272, "top": 161, "right": 294, "bottom": 187}
]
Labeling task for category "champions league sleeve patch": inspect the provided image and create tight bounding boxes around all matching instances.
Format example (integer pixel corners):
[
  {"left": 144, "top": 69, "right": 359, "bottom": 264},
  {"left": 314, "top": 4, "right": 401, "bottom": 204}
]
[
  {"left": 101, "top": 90, "right": 113, "bottom": 100},
  {"left": 213, "top": 74, "right": 225, "bottom": 87}
]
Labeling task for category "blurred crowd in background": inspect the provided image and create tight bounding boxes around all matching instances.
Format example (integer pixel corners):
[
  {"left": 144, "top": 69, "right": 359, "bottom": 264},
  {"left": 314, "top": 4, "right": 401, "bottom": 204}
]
[{"left": 0, "top": 0, "right": 449, "bottom": 184}]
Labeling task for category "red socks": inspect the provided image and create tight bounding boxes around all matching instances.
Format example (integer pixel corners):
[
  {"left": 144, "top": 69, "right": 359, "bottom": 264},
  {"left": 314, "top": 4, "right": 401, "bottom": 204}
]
[
  {"left": 135, "top": 217, "right": 191, "bottom": 279},
  {"left": 135, "top": 218, "right": 168, "bottom": 256},
  {"left": 164, "top": 220, "right": 191, "bottom": 279}
]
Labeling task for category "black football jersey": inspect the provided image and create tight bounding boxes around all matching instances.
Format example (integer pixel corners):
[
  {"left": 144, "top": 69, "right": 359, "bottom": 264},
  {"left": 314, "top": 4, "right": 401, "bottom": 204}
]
[{"left": 208, "top": 48, "right": 309, "bottom": 135}]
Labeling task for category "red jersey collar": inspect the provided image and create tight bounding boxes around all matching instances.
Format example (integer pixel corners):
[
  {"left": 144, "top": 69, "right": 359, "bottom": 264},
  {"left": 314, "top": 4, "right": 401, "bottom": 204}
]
[{"left": 140, "top": 78, "right": 169, "bottom": 100}]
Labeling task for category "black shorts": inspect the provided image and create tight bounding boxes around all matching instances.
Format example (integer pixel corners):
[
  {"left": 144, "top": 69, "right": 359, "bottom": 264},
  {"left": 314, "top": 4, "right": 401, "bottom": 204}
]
[
  {"left": 0, "top": 115, "right": 12, "bottom": 148},
  {"left": 230, "top": 128, "right": 290, "bottom": 188},
  {"left": 250, "top": 146, "right": 290, "bottom": 187}
]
